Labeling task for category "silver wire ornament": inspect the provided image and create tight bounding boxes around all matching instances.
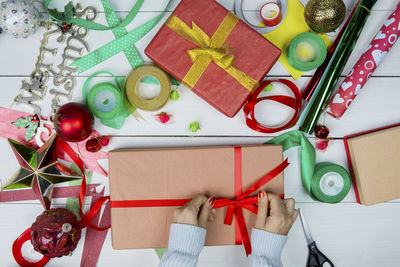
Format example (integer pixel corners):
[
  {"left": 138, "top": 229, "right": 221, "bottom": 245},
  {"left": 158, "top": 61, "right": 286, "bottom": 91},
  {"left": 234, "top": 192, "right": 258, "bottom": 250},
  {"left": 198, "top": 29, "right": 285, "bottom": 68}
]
[{"left": 12, "top": 3, "right": 97, "bottom": 116}]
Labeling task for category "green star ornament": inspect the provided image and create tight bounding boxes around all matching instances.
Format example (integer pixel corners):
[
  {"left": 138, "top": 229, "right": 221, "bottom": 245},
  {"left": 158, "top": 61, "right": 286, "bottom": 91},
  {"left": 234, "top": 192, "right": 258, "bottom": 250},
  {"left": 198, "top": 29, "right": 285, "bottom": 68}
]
[{"left": 2, "top": 135, "right": 82, "bottom": 210}]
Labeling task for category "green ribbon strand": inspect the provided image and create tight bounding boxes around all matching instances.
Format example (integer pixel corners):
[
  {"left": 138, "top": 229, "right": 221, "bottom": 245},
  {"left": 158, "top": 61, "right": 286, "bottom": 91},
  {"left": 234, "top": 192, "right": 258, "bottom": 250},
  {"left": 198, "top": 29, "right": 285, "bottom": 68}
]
[
  {"left": 45, "top": 0, "right": 145, "bottom": 31},
  {"left": 70, "top": 0, "right": 171, "bottom": 73},
  {"left": 103, "top": 0, "right": 145, "bottom": 68},
  {"left": 266, "top": 130, "right": 351, "bottom": 203}
]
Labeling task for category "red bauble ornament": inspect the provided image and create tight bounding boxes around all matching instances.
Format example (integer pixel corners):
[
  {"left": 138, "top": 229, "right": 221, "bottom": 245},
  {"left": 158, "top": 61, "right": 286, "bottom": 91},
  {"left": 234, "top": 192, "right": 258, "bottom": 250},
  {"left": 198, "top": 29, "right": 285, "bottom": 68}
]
[
  {"left": 314, "top": 124, "right": 330, "bottom": 139},
  {"left": 54, "top": 103, "right": 94, "bottom": 142},
  {"left": 31, "top": 208, "right": 82, "bottom": 258},
  {"left": 86, "top": 138, "right": 101, "bottom": 153}
]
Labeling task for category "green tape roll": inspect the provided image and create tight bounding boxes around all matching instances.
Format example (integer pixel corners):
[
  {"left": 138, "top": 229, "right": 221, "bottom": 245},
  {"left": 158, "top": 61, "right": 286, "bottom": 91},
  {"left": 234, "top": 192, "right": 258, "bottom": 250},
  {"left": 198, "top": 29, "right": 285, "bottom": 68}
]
[
  {"left": 87, "top": 82, "right": 123, "bottom": 121},
  {"left": 83, "top": 71, "right": 135, "bottom": 129},
  {"left": 287, "top": 32, "right": 327, "bottom": 72},
  {"left": 311, "top": 162, "right": 351, "bottom": 203}
]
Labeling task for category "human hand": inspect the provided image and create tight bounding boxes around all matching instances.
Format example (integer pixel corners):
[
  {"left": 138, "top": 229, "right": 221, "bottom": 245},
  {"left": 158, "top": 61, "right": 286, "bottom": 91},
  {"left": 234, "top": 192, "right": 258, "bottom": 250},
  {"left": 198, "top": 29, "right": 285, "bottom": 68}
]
[
  {"left": 255, "top": 191, "right": 298, "bottom": 235},
  {"left": 173, "top": 194, "right": 216, "bottom": 229}
]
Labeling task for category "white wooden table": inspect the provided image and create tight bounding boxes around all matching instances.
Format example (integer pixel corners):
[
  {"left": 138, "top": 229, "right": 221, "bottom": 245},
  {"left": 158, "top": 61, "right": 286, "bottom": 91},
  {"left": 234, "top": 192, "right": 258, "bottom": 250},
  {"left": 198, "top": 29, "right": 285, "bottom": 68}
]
[{"left": 1, "top": 0, "right": 400, "bottom": 266}]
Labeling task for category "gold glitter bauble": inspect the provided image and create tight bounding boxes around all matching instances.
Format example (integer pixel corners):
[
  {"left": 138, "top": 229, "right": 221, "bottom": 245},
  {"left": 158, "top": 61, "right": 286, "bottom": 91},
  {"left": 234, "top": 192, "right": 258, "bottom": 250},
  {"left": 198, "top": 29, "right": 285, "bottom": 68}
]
[{"left": 304, "top": 0, "right": 346, "bottom": 33}]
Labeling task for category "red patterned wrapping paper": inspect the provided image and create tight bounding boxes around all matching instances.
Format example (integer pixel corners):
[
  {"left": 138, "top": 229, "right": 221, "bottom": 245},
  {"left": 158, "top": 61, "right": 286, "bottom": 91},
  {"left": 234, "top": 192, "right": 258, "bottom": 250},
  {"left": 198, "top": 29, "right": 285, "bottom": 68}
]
[
  {"left": 145, "top": 0, "right": 281, "bottom": 117},
  {"left": 327, "top": 1, "right": 400, "bottom": 119}
]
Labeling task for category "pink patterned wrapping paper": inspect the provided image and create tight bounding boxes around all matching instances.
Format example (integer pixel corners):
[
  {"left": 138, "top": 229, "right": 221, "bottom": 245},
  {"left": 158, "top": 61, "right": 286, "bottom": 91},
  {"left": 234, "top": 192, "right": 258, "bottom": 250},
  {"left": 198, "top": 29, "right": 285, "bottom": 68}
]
[{"left": 326, "top": 1, "right": 400, "bottom": 119}]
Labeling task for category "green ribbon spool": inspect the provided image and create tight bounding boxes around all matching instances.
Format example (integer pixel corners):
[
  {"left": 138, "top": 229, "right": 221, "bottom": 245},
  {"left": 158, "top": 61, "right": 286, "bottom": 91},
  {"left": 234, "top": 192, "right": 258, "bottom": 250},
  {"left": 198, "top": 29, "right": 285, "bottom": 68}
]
[
  {"left": 267, "top": 130, "right": 351, "bottom": 203},
  {"left": 311, "top": 162, "right": 351, "bottom": 203},
  {"left": 287, "top": 32, "right": 327, "bottom": 72},
  {"left": 83, "top": 71, "right": 134, "bottom": 129}
]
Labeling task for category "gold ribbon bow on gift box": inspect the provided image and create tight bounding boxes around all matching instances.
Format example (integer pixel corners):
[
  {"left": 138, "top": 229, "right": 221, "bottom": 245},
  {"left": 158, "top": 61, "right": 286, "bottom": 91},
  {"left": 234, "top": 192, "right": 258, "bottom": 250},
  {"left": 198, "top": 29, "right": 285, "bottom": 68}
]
[{"left": 165, "top": 12, "right": 259, "bottom": 91}]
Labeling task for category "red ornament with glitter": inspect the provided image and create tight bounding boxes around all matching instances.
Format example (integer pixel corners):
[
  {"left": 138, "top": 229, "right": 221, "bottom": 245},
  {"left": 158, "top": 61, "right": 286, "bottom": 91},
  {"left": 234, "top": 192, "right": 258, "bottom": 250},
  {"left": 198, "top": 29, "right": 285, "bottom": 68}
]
[
  {"left": 53, "top": 103, "right": 94, "bottom": 142},
  {"left": 30, "top": 208, "right": 82, "bottom": 258}
]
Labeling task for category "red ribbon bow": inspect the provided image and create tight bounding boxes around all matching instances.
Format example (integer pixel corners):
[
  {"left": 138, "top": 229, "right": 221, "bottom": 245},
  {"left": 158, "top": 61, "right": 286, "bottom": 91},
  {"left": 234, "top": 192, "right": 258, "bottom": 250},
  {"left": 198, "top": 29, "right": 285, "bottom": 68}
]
[{"left": 213, "top": 147, "right": 288, "bottom": 256}]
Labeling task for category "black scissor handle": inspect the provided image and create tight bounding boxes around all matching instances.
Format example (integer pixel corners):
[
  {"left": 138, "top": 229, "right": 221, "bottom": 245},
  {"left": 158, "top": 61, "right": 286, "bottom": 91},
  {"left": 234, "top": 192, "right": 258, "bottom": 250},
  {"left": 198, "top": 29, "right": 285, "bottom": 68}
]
[{"left": 307, "top": 242, "right": 335, "bottom": 267}]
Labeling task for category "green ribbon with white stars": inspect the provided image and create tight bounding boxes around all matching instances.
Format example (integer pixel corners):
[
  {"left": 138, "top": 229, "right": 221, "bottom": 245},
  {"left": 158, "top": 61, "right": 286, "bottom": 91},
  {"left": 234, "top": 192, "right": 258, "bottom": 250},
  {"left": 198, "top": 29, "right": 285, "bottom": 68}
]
[{"left": 69, "top": 0, "right": 171, "bottom": 73}]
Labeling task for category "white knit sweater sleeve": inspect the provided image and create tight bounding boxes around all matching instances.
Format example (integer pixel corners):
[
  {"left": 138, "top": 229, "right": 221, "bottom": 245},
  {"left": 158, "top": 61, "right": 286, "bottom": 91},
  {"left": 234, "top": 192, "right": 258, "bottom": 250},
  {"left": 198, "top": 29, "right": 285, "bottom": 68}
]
[
  {"left": 159, "top": 225, "right": 286, "bottom": 267},
  {"left": 159, "top": 223, "right": 206, "bottom": 267},
  {"left": 250, "top": 228, "right": 287, "bottom": 267}
]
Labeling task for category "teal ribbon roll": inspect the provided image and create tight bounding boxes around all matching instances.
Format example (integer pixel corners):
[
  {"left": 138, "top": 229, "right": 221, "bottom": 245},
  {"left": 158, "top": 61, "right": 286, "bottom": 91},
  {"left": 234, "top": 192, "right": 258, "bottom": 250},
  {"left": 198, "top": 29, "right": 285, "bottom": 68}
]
[
  {"left": 82, "top": 71, "right": 134, "bottom": 129},
  {"left": 266, "top": 130, "right": 351, "bottom": 203},
  {"left": 287, "top": 32, "right": 327, "bottom": 72}
]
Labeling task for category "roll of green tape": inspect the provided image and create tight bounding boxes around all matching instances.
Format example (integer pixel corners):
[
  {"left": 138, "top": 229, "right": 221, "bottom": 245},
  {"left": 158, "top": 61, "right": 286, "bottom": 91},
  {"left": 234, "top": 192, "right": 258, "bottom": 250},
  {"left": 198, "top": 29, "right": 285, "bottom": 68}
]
[
  {"left": 287, "top": 32, "right": 327, "bottom": 72},
  {"left": 83, "top": 71, "right": 135, "bottom": 129},
  {"left": 87, "top": 82, "right": 123, "bottom": 121},
  {"left": 311, "top": 162, "right": 351, "bottom": 203}
]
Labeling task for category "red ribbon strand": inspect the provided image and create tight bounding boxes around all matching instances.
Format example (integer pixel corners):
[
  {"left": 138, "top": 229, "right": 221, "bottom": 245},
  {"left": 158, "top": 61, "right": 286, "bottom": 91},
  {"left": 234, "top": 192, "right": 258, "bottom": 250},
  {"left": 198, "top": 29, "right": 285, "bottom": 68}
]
[
  {"left": 12, "top": 137, "right": 110, "bottom": 266},
  {"left": 244, "top": 79, "right": 302, "bottom": 134}
]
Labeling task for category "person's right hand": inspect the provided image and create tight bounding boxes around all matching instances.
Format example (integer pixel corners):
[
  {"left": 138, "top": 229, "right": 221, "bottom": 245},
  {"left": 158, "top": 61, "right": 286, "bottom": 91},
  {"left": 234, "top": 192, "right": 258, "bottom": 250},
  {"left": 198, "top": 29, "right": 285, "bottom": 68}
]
[{"left": 255, "top": 191, "right": 298, "bottom": 235}]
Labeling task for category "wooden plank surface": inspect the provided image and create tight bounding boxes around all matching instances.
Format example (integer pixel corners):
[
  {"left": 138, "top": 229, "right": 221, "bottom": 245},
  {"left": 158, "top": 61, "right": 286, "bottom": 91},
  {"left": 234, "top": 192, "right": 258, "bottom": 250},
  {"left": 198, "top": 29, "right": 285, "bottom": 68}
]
[{"left": 1, "top": 0, "right": 400, "bottom": 266}]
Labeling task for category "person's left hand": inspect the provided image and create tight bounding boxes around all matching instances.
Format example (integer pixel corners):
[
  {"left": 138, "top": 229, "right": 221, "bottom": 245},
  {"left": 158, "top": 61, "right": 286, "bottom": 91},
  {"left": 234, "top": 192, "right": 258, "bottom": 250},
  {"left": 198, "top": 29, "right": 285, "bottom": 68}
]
[{"left": 173, "top": 194, "right": 216, "bottom": 229}]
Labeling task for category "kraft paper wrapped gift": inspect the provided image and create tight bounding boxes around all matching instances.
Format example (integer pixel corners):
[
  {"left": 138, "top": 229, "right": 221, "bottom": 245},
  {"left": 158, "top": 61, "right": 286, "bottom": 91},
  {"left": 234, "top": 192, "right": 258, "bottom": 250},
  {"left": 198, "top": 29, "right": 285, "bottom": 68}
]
[
  {"left": 344, "top": 124, "right": 400, "bottom": 206},
  {"left": 109, "top": 145, "right": 285, "bottom": 251},
  {"left": 145, "top": 0, "right": 281, "bottom": 118}
]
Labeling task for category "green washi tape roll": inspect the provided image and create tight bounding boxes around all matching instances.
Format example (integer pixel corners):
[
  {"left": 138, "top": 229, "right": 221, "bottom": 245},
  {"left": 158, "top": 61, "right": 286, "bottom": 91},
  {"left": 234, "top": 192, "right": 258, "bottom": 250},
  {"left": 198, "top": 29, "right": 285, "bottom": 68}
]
[
  {"left": 311, "top": 162, "right": 351, "bottom": 203},
  {"left": 287, "top": 32, "right": 327, "bottom": 72},
  {"left": 83, "top": 71, "right": 134, "bottom": 129},
  {"left": 87, "top": 82, "right": 123, "bottom": 121}
]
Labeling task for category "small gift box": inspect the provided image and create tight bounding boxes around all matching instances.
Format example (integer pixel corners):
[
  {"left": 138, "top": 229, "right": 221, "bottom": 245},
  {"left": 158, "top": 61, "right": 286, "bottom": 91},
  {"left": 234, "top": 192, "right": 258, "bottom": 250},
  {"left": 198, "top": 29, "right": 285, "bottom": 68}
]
[
  {"left": 145, "top": 0, "right": 281, "bottom": 117},
  {"left": 109, "top": 145, "right": 286, "bottom": 255},
  {"left": 344, "top": 124, "right": 400, "bottom": 206}
]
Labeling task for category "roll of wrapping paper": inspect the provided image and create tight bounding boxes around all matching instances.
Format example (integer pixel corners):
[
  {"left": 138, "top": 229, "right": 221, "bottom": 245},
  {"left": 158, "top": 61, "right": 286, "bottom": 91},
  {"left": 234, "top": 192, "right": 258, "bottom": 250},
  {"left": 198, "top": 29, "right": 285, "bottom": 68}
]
[
  {"left": 267, "top": 130, "right": 351, "bottom": 203},
  {"left": 327, "top": 1, "right": 400, "bottom": 119},
  {"left": 301, "top": 4, "right": 357, "bottom": 101},
  {"left": 299, "top": 0, "right": 377, "bottom": 134},
  {"left": 125, "top": 65, "right": 171, "bottom": 111},
  {"left": 82, "top": 71, "right": 134, "bottom": 129}
]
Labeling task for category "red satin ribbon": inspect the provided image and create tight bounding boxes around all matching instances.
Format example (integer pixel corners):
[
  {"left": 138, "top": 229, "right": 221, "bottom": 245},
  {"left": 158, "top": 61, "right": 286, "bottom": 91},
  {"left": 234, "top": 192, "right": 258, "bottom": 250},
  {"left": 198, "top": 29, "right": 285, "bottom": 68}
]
[
  {"left": 243, "top": 79, "right": 302, "bottom": 134},
  {"left": 110, "top": 147, "right": 289, "bottom": 256},
  {"left": 12, "top": 137, "right": 110, "bottom": 266}
]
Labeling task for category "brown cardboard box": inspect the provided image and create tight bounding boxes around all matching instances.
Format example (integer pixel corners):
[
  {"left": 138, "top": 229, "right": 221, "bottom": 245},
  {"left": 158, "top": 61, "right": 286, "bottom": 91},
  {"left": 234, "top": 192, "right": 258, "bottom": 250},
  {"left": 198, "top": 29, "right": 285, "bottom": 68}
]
[
  {"left": 109, "top": 145, "right": 284, "bottom": 249},
  {"left": 345, "top": 125, "right": 400, "bottom": 206}
]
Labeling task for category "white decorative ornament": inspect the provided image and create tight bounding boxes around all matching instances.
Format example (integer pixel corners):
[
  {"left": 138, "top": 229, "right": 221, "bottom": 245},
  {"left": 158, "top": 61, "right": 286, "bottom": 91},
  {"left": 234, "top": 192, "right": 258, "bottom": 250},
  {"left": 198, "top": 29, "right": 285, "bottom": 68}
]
[
  {"left": 341, "top": 81, "right": 352, "bottom": 91},
  {"left": 374, "top": 30, "right": 386, "bottom": 40},
  {"left": 371, "top": 49, "right": 388, "bottom": 65},
  {"left": 0, "top": 0, "right": 41, "bottom": 38},
  {"left": 332, "top": 94, "right": 344, "bottom": 104}
]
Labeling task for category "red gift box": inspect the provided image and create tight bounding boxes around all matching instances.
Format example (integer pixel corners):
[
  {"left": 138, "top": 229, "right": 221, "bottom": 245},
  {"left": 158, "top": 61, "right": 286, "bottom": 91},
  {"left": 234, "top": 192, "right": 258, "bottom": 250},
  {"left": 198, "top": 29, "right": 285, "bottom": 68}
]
[{"left": 145, "top": 0, "right": 281, "bottom": 117}]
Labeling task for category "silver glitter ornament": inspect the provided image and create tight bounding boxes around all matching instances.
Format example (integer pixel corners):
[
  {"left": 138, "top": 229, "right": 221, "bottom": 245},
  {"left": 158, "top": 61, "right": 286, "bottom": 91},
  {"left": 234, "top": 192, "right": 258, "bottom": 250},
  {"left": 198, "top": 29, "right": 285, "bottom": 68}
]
[{"left": 0, "top": 0, "right": 41, "bottom": 38}]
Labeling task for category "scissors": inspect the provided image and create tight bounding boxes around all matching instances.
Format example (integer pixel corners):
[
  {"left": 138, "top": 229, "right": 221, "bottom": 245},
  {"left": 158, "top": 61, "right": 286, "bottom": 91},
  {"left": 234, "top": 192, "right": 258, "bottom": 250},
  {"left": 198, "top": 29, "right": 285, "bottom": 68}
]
[{"left": 299, "top": 209, "right": 335, "bottom": 267}]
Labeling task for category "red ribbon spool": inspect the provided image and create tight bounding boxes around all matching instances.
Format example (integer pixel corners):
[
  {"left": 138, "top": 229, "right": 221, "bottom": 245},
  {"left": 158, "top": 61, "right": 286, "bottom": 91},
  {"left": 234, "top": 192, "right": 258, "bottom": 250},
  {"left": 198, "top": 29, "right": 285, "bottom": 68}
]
[
  {"left": 260, "top": 2, "right": 282, "bottom": 27},
  {"left": 244, "top": 79, "right": 302, "bottom": 134}
]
